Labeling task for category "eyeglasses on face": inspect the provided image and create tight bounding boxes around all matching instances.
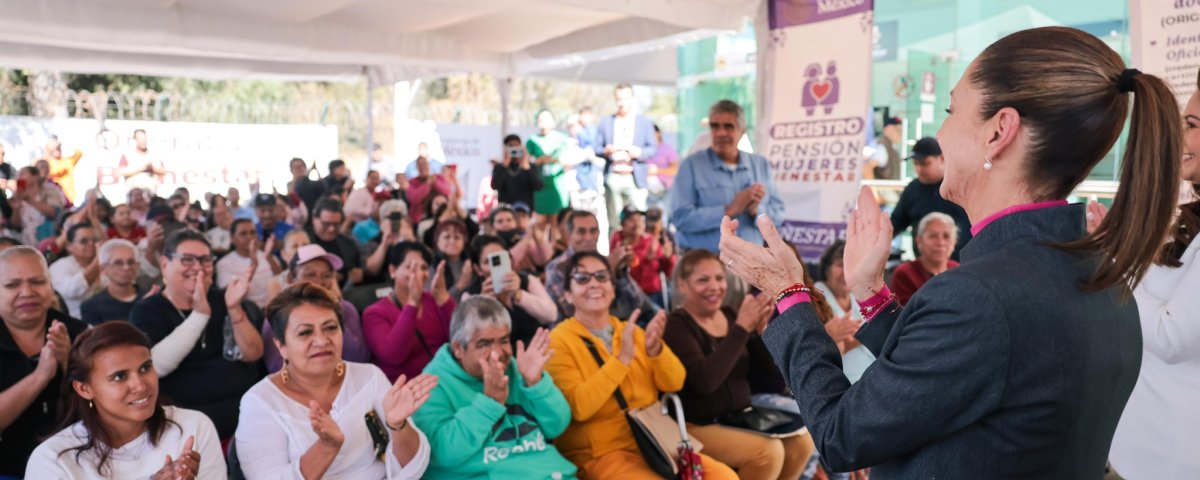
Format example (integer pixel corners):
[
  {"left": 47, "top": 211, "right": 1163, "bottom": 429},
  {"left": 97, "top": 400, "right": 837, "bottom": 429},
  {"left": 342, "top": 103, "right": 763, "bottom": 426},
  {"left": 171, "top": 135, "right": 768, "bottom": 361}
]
[
  {"left": 571, "top": 270, "right": 611, "bottom": 285},
  {"left": 170, "top": 254, "right": 214, "bottom": 267}
]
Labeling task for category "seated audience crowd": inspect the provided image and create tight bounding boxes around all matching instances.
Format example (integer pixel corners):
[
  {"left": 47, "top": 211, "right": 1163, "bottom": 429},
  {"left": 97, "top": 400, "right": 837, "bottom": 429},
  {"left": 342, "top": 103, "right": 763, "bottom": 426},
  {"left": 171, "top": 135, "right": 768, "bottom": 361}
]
[{"left": 17, "top": 82, "right": 1190, "bottom": 479}]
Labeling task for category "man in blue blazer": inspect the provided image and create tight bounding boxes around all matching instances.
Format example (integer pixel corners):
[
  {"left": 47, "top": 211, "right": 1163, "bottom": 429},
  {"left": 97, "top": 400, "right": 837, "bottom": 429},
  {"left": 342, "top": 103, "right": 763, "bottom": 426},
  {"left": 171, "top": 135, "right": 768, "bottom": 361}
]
[{"left": 594, "top": 83, "right": 657, "bottom": 228}]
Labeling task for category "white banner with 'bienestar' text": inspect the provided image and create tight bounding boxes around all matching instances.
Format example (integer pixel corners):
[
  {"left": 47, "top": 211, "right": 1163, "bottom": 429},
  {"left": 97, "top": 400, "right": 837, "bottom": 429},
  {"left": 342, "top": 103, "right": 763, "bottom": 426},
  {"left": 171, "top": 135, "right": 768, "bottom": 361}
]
[
  {"left": 759, "top": 0, "right": 874, "bottom": 261},
  {"left": 0, "top": 116, "right": 338, "bottom": 203}
]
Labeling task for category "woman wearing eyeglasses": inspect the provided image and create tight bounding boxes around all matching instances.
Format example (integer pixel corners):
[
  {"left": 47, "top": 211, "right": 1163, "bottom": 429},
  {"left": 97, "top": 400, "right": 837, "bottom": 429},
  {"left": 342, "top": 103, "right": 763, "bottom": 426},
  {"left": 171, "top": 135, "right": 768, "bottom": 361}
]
[
  {"left": 129, "top": 229, "right": 265, "bottom": 443},
  {"left": 545, "top": 251, "right": 737, "bottom": 479}
]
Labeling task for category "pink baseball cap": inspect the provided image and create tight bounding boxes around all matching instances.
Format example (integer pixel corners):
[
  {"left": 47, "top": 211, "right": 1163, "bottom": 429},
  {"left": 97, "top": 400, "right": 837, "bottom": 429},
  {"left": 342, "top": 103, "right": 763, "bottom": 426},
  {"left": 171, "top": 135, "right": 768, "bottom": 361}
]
[{"left": 293, "top": 244, "right": 344, "bottom": 271}]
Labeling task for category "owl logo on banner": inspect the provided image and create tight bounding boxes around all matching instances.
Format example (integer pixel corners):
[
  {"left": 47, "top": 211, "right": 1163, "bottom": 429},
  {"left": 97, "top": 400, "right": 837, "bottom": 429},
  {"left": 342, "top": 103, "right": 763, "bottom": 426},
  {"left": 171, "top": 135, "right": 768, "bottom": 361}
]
[{"left": 801, "top": 61, "right": 841, "bottom": 116}]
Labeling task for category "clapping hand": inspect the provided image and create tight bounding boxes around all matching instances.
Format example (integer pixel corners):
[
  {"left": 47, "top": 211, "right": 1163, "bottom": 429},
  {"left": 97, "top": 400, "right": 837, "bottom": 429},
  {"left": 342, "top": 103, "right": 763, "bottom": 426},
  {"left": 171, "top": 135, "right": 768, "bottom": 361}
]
[
  {"left": 36, "top": 320, "right": 70, "bottom": 379},
  {"left": 192, "top": 274, "right": 212, "bottom": 316},
  {"left": 1085, "top": 198, "right": 1109, "bottom": 234},
  {"left": 308, "top": 401, "right": 344, "bottom": 449},
  {"left": 643, "top": 310, "right": 667, "bottom": 357},
  {"left": 616, "top": 310, "right": 640, "bottom": 365},
  {"left": 824, "top": 312, "right": 861, "bottom": 353},
  {"left": 151, "top": 436, "right": 200, "bottom": 480},
  {"left": 479, "top": 350, "right": 510, "bottom": 405},
  {"left": 735, "top": 294, "right": 773, "bottom": 334},
  {"left": 224, "top": 266, "right": 253, "bottom": 310},
  {"left": 718, "top": 215, "right": 807, "bottom": 300},
  {"left": 429, "top": 261, "right": 449, "bottom": 304},
  {"left": 844, "top": 186, "right": 891, "bottom": 301},
  {"left": 383, "top": 374, "right": 438, "bottom": 431},
  {"left": 515, "top": 328, "right": 553, "bottom": 387}
]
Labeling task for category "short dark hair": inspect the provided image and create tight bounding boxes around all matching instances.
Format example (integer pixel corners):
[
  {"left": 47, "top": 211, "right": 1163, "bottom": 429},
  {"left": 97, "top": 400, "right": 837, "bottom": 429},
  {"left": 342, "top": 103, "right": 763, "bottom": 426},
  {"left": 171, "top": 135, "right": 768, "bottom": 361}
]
[
  {"left": 819, "top": 240, "right": 846, "bottom": 282},
  {"left": 560, "top": 250, "right": 612, "bottom": 289},
  {"left": 163, "top": 228, "right": 210, "bottom": 258},
  {"left": 19, "top": 166, "right": 39, "bottom": 179},
  {"left": 387, "top": 241, "right": 433, "bottom": 269},
  {"left": 614, "top": 82, "right": 633, "bottom": 92},
  {"left": 264, "top": 283, "right": 344, "bottom": 345},
  {"left": 468, "top": 234, "right": 507, "bottom": 265},
  {"left": 66, "top": 223, "right": 94, "bottom": 244},
  {"left": 565, "top": 210, "right": 596, "bottom": 233},
  {"left": 133, "top": 128, "right": 146, "bottom": 136},
  {"left": 312, "top": 198, "right": 344, "bottom": 220},
  {"left": 489, "top": 204, "right": 516, "bottom": 226},
  {"left": 328, "top": 159, "right": 346, "bottom": 172},
  {"left": 230, "top": 218, "right": 254, "bottom": 235},
  {"left": 503, "top": 134, "right": 521, "bottom": 145},
  {"left": 289, "top": 157, "right": 306, "bottom": 168}
]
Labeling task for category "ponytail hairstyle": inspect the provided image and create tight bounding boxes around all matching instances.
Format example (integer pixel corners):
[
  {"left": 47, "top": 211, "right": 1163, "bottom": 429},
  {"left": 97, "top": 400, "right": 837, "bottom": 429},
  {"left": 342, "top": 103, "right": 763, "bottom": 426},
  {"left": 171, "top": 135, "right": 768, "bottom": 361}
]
[
  {"left": 55, "top": 322, "right": 176, "bottom": 476},
  {"left": 971, "top": 26, "right": 1182, "bottom": 292},
  {"left": 1163, "top": 68, "right": 1200, "bottom": 266}
]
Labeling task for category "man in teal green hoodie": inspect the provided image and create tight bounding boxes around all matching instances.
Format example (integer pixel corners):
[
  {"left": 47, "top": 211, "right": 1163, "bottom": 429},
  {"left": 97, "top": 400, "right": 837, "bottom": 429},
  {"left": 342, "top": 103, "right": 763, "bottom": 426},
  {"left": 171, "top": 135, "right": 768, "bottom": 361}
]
[{"left": 414, "top": 296, "right": 577, "bottom": 479}]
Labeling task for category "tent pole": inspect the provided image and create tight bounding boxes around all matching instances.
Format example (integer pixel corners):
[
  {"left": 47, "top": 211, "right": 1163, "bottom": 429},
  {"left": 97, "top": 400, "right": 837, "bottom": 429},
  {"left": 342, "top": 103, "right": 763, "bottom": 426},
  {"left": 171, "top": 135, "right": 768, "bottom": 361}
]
[
  {"left": 365, "top": 73, "right": 376, "bottom": 171},
  {"left": 497, "top": 76, "right": 512, "bottom": 136}
]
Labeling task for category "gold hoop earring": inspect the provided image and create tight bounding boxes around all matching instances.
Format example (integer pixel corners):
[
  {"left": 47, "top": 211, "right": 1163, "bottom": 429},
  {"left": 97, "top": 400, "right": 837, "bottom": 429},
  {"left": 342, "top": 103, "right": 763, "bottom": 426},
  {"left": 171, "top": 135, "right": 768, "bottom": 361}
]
[
  {"left": 335, "top": 361, "right": 346, "bottom": 378},
  {"left": 281, "top": 360, "right": 291, "bottom": 384}
]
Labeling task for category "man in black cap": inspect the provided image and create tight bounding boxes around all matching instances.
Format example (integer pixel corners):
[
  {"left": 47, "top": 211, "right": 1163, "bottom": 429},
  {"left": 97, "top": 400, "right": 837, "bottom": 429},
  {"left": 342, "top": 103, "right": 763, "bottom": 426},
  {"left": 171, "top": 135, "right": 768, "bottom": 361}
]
[
  {"left": 254, "top": 193, "right": 294, "bottom": 246},
  {"left": 890, "top": 137, "right": 972, "bottom": 261}
]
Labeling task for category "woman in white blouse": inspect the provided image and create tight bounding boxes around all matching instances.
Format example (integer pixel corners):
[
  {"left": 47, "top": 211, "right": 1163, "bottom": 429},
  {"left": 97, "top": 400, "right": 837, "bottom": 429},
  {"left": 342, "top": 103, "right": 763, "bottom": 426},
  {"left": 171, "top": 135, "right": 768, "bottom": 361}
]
[
  {"left": 1108, "top": 69, "right": 1200, "bottom": 479},
  {"left": 26, "top": 321, "right": 226, "bottom": 479},
  {"left": 235, "top": 283, "right": 437, "bottom": 479},
  {"left": 812, "top": 241, "right": 875, "bottom": 383}
]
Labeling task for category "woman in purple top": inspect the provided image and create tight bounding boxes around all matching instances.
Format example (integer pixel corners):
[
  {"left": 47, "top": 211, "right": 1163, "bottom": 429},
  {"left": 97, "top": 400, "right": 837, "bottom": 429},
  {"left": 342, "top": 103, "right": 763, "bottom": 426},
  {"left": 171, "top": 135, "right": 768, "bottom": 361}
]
[
  {"left": 363, "top": 241, "right": 456, "bottom": 382},
  {"left": 261, "top": 244, "right": 371, "bottom": 372}
]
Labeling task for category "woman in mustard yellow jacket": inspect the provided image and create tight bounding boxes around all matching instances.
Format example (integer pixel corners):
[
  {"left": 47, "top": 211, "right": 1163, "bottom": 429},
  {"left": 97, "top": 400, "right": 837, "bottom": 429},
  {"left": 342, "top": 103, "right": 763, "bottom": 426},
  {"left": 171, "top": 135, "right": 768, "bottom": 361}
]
[{"left": 546, "top": 251, "right": 738, "bottom": 479}]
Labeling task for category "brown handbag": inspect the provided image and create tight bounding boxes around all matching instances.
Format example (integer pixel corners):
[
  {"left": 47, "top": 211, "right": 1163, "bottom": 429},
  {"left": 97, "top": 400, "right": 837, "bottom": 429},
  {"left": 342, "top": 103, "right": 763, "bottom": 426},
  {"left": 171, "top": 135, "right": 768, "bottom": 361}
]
[{"left": 580, "top": 337, "right": 703, "bottom": 478}]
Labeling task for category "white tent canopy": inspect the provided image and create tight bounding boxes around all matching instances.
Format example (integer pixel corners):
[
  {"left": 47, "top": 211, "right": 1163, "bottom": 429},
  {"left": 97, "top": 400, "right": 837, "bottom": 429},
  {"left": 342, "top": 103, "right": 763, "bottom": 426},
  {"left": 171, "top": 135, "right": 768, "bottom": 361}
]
[{"left": 0, "top": 0, "right": 760, "bottom": 85}]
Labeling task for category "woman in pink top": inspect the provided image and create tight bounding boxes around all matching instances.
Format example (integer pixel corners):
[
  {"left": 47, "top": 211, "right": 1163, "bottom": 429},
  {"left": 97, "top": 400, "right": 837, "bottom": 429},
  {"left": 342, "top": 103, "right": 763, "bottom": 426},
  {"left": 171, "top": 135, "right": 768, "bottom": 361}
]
[
  {"left": 362, "top": 241, "right": 456, "bottom": 382},
  {"left": 406, "top": 156, "right": 454, "bottom": 224}
]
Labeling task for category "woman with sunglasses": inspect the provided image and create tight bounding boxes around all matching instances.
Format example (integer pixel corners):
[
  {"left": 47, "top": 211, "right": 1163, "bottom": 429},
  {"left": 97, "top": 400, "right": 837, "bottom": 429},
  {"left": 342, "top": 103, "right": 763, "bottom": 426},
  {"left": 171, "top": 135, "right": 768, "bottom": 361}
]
[
  {"left": 545, "top": 251, "right": 737, "bottom": 479},
  {"left": 129, "top": 229, "right": 264, "bottom": 443},
  {"left": 26, "top": 321, "right": 225, "bottom": 479}
]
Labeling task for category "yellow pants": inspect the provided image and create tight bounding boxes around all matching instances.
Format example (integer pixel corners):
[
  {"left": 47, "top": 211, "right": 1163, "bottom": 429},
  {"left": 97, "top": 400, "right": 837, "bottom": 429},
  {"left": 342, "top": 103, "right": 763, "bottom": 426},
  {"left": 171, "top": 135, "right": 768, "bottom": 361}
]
[
  {"left": 580, "top": 448, "right": 739, "bottom": 480},
  {"left": 688, "top": 423, "right": 815, "bottom": 480}
]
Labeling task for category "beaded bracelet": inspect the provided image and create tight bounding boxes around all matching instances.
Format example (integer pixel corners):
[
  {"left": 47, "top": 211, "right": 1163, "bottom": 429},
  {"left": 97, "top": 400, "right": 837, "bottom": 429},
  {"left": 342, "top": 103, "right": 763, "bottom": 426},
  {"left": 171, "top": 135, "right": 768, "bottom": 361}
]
[
  {"left": 857, "top": 286, "right": 896, "bottom": 318},
  {"left": 774, "top": 283, "right": 812, "bottom": 306}
]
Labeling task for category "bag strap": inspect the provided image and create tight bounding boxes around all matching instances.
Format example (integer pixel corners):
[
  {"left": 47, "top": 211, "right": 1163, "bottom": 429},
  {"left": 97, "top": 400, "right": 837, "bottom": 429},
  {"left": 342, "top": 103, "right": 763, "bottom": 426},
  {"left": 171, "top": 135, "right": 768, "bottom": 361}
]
[{"left": 579, "top": 336, "right": 630, "bottom": 410}]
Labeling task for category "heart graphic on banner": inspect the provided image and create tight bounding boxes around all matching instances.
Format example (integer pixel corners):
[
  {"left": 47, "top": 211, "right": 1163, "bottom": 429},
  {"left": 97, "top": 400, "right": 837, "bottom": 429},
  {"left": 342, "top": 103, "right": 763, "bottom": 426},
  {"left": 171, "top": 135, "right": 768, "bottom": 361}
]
[{"left": 811, "top": 81, "right": 832, "bottom": 101}]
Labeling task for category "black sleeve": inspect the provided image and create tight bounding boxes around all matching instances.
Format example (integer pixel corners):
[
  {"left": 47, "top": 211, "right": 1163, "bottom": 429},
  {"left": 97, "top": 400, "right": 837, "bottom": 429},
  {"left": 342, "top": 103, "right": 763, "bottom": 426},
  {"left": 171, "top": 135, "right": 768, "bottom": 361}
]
[
  {"left": 890, "top": 185, "right": 914, "bottom": 237},
  {"left": 0, "top": 193, "right": 11, "bottom": 221},
  {"left": 526, "top": 168, "right": 544, "bottom": 191},
  {"left": 491, "top": 164, "right": 506, "bottom": 190},
  {"left": 129, "top": 300, "right": 174, "bottom": 344}
]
